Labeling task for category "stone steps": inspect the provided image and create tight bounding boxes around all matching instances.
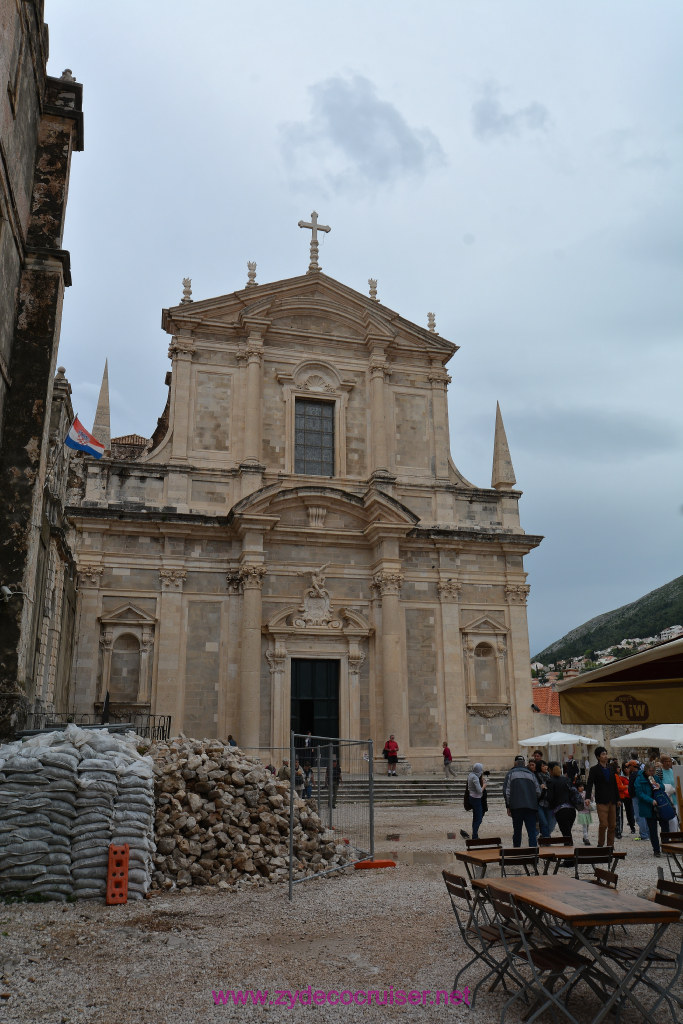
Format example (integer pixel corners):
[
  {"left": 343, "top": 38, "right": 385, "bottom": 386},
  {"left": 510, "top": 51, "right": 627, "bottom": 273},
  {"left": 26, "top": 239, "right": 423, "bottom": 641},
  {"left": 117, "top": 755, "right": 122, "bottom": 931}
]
[{"left": 331, "top": 773, "right": 506, "bottom": 806}]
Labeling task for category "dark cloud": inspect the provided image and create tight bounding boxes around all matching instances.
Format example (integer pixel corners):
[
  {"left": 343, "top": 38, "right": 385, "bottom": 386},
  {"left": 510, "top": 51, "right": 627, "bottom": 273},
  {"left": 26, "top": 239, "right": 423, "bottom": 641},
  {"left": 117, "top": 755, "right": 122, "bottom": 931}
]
[
  {"left": 471, "top": 82, "right": 551, "bottom": 141},
  {"left": 280, "top": 75, "right": 446, "bottom": 192},
  {"left": 506, "top": 408, "right": 678, "bottom": 461}
]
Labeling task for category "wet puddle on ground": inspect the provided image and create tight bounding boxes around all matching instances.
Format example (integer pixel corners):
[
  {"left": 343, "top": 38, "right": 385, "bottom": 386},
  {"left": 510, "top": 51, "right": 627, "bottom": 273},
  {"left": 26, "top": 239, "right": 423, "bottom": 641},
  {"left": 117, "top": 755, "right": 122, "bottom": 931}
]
[{"left": 377, "top": 850, "right": 455, "bottom": 866}]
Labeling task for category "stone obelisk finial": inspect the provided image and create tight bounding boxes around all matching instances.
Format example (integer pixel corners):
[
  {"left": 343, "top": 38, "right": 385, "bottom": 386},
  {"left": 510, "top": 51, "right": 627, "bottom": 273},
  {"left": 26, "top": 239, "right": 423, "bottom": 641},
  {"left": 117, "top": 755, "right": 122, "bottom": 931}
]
[
  {"left": 298, "top": 211, "right": 331, "bottom": 273},
  {"left": 92, "top": 359, "right": 111, "bottom": 451},
  {"left": 491, "top": 401, "right": 516, "bottom": 490}
]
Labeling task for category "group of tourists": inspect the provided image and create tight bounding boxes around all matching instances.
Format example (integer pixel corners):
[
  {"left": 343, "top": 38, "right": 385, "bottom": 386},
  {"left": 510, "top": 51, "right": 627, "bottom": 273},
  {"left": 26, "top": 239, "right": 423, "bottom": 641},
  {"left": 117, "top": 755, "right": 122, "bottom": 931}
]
[{"left": 458, "top": 744, "right": 679, "bottom": 855}]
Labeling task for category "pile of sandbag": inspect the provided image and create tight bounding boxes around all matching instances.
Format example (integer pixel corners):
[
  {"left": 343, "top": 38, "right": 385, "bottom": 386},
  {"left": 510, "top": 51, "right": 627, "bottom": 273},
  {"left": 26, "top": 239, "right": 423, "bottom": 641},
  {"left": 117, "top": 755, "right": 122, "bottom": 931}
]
[
  {"left": 0, "top": 725, "right": 154, "bottom": 900},
  {"left": 149, "top": 737, "right": 349, "bottom": 890}
]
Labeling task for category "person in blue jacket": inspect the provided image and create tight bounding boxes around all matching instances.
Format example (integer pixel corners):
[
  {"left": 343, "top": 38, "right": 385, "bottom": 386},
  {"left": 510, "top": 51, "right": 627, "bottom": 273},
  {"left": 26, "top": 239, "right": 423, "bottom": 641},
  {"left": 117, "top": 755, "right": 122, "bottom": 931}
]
[{"left": 633, "top": 761, "right": 664, "bottom": 858}]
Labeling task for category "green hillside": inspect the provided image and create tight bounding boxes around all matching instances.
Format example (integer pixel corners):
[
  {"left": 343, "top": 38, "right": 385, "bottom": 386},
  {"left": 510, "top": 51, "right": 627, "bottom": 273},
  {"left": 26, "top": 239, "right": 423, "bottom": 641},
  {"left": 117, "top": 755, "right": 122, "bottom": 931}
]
[{"left": 533, "top": 575, "right": 683, "bottom": 664}]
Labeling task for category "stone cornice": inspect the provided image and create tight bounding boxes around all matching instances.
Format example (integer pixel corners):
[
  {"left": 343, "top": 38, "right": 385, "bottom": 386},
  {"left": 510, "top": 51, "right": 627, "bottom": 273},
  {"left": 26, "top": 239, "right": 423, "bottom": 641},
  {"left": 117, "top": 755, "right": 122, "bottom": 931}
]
[{"left": 410, "top": 527, "right": 543, "bottom": 549}]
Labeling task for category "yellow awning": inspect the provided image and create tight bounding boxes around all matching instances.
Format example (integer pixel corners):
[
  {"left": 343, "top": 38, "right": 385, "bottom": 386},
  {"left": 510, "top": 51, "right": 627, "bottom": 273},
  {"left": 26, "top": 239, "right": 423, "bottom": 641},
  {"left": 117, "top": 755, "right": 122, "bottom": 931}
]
[{"left": 557, "top": 638, "right": 683, "bottom": 725}]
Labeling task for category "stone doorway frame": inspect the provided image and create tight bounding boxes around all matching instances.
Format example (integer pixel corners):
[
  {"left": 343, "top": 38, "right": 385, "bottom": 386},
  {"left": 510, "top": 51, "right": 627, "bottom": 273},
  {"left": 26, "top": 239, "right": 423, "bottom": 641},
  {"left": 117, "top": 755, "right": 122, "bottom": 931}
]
[{"left": 264, "top": 606, "right": 371, "bottom": 761}]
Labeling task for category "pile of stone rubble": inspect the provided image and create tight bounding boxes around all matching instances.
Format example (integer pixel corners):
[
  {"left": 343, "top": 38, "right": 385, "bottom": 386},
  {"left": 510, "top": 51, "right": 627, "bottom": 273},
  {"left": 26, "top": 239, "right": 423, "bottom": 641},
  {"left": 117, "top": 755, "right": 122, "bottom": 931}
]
[
  {"left": 0, "top": 725, "right": 154, "bottom": 900},
  {"left": 149, "top": 737, "right": 349, "bottom": 890}
]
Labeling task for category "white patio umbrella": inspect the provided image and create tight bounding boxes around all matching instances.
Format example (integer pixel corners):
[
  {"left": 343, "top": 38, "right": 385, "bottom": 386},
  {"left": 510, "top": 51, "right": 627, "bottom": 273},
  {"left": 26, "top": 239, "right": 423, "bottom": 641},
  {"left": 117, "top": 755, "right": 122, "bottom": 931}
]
[
  {"left": 609, "top": 724, "right": 683, "bottom": 749},
  {"left": 518, "top": 731, "right": 599, "bottom": 746}
]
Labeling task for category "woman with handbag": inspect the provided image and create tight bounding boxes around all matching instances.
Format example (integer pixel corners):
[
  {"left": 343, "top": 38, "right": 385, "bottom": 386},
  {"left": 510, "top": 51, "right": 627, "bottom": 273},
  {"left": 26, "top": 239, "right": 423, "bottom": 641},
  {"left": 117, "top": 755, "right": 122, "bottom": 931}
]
[
  {"left": 634, "top": 761, "right": 675, "bottom": 858},
  {"left": 466, "top": 763, "right": 486, "bottom": 840}
]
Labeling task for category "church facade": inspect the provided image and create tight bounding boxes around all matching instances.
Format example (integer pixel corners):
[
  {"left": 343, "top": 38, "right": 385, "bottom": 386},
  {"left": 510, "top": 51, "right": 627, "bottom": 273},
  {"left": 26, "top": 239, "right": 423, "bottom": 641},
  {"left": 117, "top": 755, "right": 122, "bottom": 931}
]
[{"left": 66, "top": 228, "right": 542, "bottom": 767}]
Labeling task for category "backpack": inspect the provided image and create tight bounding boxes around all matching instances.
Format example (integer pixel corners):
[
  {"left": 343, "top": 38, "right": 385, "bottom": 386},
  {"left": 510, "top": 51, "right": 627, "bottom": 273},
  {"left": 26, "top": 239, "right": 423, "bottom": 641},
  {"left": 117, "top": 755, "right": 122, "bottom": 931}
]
[
  {"left": 653, "top": 788, "right": 676, "bottom": 821},
  {"left": 463, "top": 789, "right": 472, "bottom": 811},
  {"left": 616, "top": 774, "right": 629, "bottom": 800}
]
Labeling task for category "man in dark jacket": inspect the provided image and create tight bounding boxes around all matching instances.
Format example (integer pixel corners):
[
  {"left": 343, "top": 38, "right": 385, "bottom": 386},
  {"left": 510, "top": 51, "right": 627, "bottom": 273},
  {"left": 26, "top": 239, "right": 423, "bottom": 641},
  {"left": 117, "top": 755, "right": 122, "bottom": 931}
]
[
  {"left": 504, "top": 755, "right": 542, "bottom": 848},
  {"left": 585, "top": 746, "right": 619, "bottom": 846}
]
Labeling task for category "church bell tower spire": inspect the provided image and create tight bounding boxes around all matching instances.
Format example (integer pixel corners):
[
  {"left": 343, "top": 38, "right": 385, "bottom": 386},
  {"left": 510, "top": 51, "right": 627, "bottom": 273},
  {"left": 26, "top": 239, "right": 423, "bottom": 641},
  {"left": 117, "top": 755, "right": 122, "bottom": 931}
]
[
  {"left": 92, "top": 359, "right": 111, "bottom": 452},
  {"left": 491, "top": 401, "right": 516, "bottom": 490}
]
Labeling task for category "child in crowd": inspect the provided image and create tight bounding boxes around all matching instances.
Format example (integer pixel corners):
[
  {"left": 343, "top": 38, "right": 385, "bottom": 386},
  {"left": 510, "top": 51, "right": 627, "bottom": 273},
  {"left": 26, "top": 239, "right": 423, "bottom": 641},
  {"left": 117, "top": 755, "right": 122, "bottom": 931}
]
[{"left": 575, "top": 782, "right": 592, "bottom": 845}]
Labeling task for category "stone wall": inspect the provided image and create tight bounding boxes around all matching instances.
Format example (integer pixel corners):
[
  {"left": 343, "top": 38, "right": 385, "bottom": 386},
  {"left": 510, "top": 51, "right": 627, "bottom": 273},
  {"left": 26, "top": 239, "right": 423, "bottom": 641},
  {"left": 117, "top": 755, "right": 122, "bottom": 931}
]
[{"left": 0, "top": 5, "right": 83, "bottom": 735}]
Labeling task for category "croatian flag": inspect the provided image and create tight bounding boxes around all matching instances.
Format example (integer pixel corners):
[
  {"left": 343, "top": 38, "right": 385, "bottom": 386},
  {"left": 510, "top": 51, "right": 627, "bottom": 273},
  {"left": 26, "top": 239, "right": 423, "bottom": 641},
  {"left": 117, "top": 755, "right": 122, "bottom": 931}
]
[{"left": 64, "top": 416, "right": 105, "bottom": 459}]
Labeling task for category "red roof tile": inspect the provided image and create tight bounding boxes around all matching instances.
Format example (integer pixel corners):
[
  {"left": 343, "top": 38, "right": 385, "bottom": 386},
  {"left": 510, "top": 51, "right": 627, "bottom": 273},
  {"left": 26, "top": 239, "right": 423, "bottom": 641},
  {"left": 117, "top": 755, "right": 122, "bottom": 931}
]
[{"left": 532, "top": 684, "right": 560, "bottom": 716}]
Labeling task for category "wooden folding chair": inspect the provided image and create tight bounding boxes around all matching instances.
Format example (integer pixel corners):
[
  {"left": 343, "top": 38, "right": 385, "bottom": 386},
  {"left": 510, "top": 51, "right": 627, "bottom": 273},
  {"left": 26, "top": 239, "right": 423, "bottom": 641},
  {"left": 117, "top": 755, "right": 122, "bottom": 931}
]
[
  {"left": 599, "top": 878, "right": 683, "bottom": 1022},
  {"left": 484, "top": 885, "right": 591, "bottom": 1024},
  {"left": 587, "top": 867, "right": 618, "bottom": 888},
  {"left": 663, "top": 833, "right": 683, "bottom": 881},
  {"left": 465, "top": 837, "right": 502, "bottom": 850},
  {"left": 538, "top": 836, "right": 567, "bottom": 846},
  {"left": 572, "top": 846, "right": 613, "bottom": 879},
  {"left": 441, "top": 870, "right": 521, "bottom": 1008},
  {"left": 500, "top": 847, "right": 539, "bottom": 877}
]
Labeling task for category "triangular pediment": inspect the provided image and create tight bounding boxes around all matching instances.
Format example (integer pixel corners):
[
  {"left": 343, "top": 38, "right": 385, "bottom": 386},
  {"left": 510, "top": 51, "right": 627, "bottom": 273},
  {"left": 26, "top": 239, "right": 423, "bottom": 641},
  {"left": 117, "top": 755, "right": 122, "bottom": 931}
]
[
  {"left": 461, "top": 613, "right": 508, "bottom": 634},
  {"left": 162, "top": 273, "right": 456, "bottom": 360},
  {"left": 99, "top": 603, "right": 157, "bottom": 626}
]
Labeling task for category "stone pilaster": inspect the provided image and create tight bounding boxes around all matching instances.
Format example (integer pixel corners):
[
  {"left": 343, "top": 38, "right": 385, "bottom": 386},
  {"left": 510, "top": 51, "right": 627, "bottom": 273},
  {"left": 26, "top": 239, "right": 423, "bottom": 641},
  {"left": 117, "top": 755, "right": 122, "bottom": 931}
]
[
  {"left": 437, "top": 578, "right": 467, "bottom": 758},
  {"left": 369, "top": 351, "right": 391, "bottom": 475},
  {"left": 168, "top": 334, "right": 194, "bottom": 463},
  {"left": 154, "top": 568, "right": 187, "bottom": 731},
  {"left": 72, "top": 565, "right": 104, "bottom": 714},
  {"left": 266, "top": 635, "right": 287, "bottom": 756},
  {"left": 238, "top": 564, "right": 267, "bottom": 749},
  {"left": 505, "top": 581, "right": 534, "bottom": 746},
  {"left": 428, "top": 362, "right": 452, "bottom": 478},
  {"left": 98, "top": 630, "right": 113, "bottom": 702},
  {"left": 371, "top": 569, "right": 407, "bottom": 745},
  {"left": 138, "top": 628, "right": 154, "bottom": 703},
  {"left": 240, "top": 329, "right": 264, "bottom": 466}
]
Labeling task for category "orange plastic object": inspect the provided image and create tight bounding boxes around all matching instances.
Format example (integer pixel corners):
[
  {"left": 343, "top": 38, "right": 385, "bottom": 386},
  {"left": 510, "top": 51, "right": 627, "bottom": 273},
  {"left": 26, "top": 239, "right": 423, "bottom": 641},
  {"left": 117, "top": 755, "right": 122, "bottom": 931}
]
[
  {"left": 106, "top": 843, "right": 129, "bottom": 904},
  {"left": 354, "top": 859, "right": 396, "bottom": 870}
]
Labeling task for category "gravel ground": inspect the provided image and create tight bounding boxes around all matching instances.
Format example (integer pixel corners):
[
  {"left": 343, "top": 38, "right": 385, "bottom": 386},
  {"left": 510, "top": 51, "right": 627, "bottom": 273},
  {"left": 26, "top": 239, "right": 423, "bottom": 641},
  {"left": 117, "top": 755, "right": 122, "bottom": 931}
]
[{"left": 0, "top": 800, "right": 679, "bottom": 1024}]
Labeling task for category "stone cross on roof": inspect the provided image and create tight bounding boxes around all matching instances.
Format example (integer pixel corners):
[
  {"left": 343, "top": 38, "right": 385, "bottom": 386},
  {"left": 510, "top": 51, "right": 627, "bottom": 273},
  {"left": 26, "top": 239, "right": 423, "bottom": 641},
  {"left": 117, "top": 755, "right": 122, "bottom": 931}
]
[{"left": 297, "top": 211, "right": 331, "bottom": 273}]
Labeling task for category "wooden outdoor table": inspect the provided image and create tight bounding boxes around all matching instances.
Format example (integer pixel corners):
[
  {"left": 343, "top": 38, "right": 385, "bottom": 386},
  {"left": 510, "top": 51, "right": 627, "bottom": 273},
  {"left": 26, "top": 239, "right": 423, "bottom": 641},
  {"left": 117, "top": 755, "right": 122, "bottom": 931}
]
[
  {"left": 453, "top": 847, "right": 502, "bottom": 880},
  {"left": 538, "top": 846, "right": 627, "bottom": 875},
  {"left": 472, "top": 874, "right": 679, "bottom": 1024},
  {"left": 663, "top": 841, "right": 683, "bottom": 881}
]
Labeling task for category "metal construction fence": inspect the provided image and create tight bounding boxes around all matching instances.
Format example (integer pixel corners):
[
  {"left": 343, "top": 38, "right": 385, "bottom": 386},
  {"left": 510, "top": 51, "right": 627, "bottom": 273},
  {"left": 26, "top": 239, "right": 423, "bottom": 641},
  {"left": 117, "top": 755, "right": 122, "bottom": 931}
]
[{"left": 288, "top": 733, "right": 374, "bottom": 899}]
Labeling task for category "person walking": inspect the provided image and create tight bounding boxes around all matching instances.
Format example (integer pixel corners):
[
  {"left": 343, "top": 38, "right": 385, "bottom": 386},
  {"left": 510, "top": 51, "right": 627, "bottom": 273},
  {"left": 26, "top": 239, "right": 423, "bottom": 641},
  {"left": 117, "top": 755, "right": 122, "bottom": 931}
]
[
  {"left": 504, "top": 754, "right": 541, "bottom": 848},
  {"left": 548, "top": 763, "right": 577, "bottom": 844},
  {"left": 442, "top": 741, "right": 457, "bottom": 779},
  {"left": 627, "top": 759, "right": 650, "bottom": 841},
  {"left": 303, "top": 762, "right": 313, "bottom": 799},
  {"left": 660, "top": 754, "right": 679, "bottom": 829},
  {"left": 563, "top": 756, "right": 580, "bottom": 785},
  {"left": 585, "top": 746, "right": 619, "bottom": 847},
  {"left": 575, "top": 782, "right": 592, "bottom": 844},
  {"left": 618, "top": 760, "right": 637, "bottom": 834},
  {"left": 634, "top": 761, "right": 666, "bottom": 858},
  {"left": 537, "top": 761, "right": 556, "bottom": 838},
  {"left": 384, "top": 735, "right": 399, "bottom": 776},
  {"left": 467, "top": 763, "right": 486, "bottom": 840},
  {"left": 325, "top": 757, "right": 342, "bottom": 808}
]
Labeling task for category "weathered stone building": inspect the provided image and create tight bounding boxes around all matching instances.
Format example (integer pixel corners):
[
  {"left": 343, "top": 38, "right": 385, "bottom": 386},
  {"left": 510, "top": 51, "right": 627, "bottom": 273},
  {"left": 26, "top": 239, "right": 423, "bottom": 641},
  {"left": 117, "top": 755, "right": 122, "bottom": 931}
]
[
  {"left": 0, "top": 1, "right": 83, "bottom": 734},
  {"left": 66, "top": 228, "right": 542, "bottom": 767}
]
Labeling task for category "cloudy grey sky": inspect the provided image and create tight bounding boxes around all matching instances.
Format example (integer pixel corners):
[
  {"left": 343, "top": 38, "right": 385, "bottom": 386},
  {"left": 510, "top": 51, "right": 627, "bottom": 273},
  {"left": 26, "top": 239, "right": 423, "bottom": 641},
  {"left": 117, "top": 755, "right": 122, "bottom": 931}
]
[{"left": 48, "top": 1, "right": 682, "bottom": 655}]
